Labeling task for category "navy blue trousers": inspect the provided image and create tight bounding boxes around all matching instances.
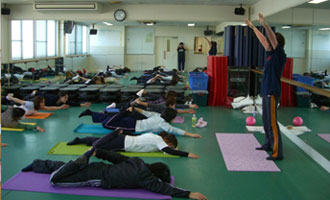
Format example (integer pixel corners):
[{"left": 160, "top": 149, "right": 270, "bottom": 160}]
[{"left": 262, "top": 95, "right": 283, "bottom": 158}]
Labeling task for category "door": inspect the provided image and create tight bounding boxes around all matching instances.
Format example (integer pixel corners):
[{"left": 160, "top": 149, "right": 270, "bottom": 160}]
[{"left": 156, "top": 37, "right": 178, "bottom": 70}]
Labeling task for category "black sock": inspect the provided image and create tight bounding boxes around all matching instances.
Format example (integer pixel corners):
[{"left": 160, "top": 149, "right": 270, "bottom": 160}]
[
  {"left": 266, "top": 156, "right": 283, "bottom": 161},
  {"left": 67, "top": 137, "right": 82, "bottom": 145},
  {"left": 22, "top": 163, "right": 34, "bottom": 172},
  {"left": 83, "top": 148, "right": 95, "bottom": 163},
  {"left": 256, "top": 146, "right": 272, "bottom": 151},
  {"left": 79, "top": 109, "right": 92, "bottom": 118}
]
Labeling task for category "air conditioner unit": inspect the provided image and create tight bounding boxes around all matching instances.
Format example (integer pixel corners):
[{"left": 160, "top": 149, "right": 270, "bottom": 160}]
[{"left": 33, "top": 2, "right": 102, "bottom": 12}]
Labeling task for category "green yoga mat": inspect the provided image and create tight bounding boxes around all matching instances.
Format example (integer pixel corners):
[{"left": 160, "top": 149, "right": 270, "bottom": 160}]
[{"left": 48, "top": 142, "right": 179, "bottom": 158}]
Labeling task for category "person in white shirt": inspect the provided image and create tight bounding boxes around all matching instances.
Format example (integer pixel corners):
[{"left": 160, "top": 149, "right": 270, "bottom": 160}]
[
  {"left": 67, "top": 129, "right": 199, "bottom": 158},
  {"left": 79, "top": 107, "right": 200, "bottom": 138}
]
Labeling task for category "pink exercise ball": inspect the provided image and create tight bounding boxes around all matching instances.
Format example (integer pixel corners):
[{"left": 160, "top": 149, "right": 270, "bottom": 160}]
[
  {"left": 293, "top": 117, "right": 303, "bottom": 126},
  {"left": 245, "top": 116, "right": 256, "bottom": 126}
]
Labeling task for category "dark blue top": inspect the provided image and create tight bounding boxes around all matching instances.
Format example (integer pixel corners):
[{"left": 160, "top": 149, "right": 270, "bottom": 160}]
[
  {"left": 261, "top": 45, "right": 287, "bottom": 97},
  {"left": 209, "top": 46, "right": 217, "bottom": 55},
  {"left": 177, "top": 47, "right": 185, "bottom": 59}
]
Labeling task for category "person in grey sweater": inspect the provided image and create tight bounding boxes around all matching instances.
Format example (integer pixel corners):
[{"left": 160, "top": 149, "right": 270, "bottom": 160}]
[{"left": 1, "top": 106, "right": 44, "bottom": 132}]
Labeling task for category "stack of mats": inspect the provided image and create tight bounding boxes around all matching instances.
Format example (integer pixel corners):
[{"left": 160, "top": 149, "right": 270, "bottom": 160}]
[
  {"left": 207, "top": 56, "right": 228, "bottom": 106},
  {"left": 100, "top": 85, "right": 123, "bottom": 102},
  {"left": 224, "top": 25, "right": 275, "bottom": 68},
  {"left": 79, "top": 85, "right": 105, "bottom": 102},
  {"left": 280, "top": 58, "right": 295, "bottom": 107}
]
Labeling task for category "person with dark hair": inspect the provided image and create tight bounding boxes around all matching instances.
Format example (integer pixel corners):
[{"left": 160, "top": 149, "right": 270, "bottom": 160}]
[
  {"left": 25, "top": 91, "right": 91, "bottom": 110},
  {"left": 6, "top": 94, "right": 45, "bottom": 116},
  {"left": 177, "top": 42, "right": 186, "bottom": 72},
  {"left": 205, "top": 37, "right": 217, "bottom": 56},
  {"left": 67, "top": 129, "right": 199, "bottom": 158},
  {"left": 21, "top": 149, "right": 206, "bottom": 199},
  {"left": 245, "top": 13, "right": 286, "bottom": 161},
  {"left": 1, "top": 106, "right": 45, "bottom": 132},
  {"left": 79, "top": 107, "right": 200, "bottom": 138},
  {"left": 134, "top": 96, "right": 197, "bottom": 114}
]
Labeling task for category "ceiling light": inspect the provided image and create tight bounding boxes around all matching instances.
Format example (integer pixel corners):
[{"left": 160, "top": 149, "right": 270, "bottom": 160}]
[
  {"left": 188, "top": 23, "right": 195, "bottom": 27},
  {"left": 282, "top": 26, "right": 291, "bottom": 29},
  {"left": 145, "top": 22, "right": 154, "bottom": 26},
  {"left": 319, "top": 27, "right": 330, "bottom": 31},
  {"left": 241, "top": 24, "right": 248, "bottom": 26},
  {"left": 103, "top": 22, "right": 113, "bottom": 26},
  {"left": 308, "top": 0, "right": 328, "bottom": 4}
]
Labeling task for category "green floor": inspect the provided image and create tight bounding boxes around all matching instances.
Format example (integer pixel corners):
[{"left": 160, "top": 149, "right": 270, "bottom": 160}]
[
  {"left": 2, "top": 73, "right": 330, "bottom": 200},
  {"left": 2, "top": 104, "right": 330, "bottom": 200}
]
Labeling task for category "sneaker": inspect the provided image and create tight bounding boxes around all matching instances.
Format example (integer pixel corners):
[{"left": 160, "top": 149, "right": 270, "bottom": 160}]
[
  {"left": 136, "top": 89, "right": 145, "bottom": 97},
  {"left": 106, "top": 103, "right": 116, "bottom": 109}
]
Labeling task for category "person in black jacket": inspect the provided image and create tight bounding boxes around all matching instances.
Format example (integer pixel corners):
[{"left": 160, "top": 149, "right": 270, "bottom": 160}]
[
  {"left": 177, "top": 42, "right": 186, "bottom": 72},
  {"left": 24, "top": 91, "right": 91, "bottom": 111},
  {"left": 21, "top": 148, "right": 207, "bottom": 200}
]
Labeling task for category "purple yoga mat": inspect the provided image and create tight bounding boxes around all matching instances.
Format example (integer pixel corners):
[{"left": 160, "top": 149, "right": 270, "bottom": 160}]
[
  {"left": 318, "top": 134, "right": 330, "bottom": 143},
  {"left": 2, "top": 172, "right": 174, "bottom": 199},
  {"left": 216, "top": 133, "right": 280, "bottom": 172},
  {"left": 173, "top": 116, "right": 184, "bottom": 124}
]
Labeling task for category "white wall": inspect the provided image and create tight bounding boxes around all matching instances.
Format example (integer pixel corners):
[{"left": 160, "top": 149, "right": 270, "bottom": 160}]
[
  {"left": 88, "top": 25, "right": 125, "bottom": 72},
  {"left": 124, "top": 26, "right": 211, "bottom": 71}
]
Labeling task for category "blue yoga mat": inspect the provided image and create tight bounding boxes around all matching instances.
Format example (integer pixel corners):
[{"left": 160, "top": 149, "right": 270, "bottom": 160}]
[
  {"left": 74, "top": 124, "right": 112, "bottom": 135},
  {"left": 105, "top": 108, "right": 120, "bottom": 113}
]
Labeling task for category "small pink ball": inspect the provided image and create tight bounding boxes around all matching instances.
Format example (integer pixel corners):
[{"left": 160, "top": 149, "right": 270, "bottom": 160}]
[
  {"left": 246, "top": 116, "right": 256, "bottom": 126},
  {"left": 293, "top": 117, "right": 303, "bottom": 126}
]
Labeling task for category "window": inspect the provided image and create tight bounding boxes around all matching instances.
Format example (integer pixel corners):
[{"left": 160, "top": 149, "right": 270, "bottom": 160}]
[
  {"left": 36, "top": 20, "right": 47, "bottom": 58},
  {"left": 11, "top": 20, "right": 57, "bottom": 60},
  {"left": 47, "top": 20, "right": 56, "bottom": 57},
  {"left": 65, "top": 24, "right": 88, "bottom": 55},
  {"left": 11, "top": 20, "right": 21, "bottom": 59},
  {"left": 83, "top": 26, "right": 87, "bottom": 53}
]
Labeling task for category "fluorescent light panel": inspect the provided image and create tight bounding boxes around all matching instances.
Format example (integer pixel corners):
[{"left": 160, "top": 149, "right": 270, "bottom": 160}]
[
  {"left": 308, "top": 0, "right": 328, "bottom": 4},
  {"left": 188, "top": 23, "right": 195, "bottom": 27},
  {"left": 282, "top": 26, "right": 291, "bottom": 29},
  {"left": 146, "top": 22, "right": 154, "bottom": 26},
  {"left": 103, "top": 22, "right": 113, "bottom": 26},
  {"left": 241, "top": 24, "right": 247, "bottom": 26},
  {"left": 319, "top": 27, "right": 330, "bottom": 30}
]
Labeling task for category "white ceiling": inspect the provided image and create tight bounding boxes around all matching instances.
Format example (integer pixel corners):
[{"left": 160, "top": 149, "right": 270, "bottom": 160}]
[
  {"left": 2, "top": 0, "right": 260, "bottom": 6},
  {"left": 297, "top": 1, "right": 330, "bottom": 9}
]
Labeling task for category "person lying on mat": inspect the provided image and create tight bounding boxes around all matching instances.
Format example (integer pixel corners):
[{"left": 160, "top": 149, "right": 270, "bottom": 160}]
[
  {"left": 137, "top": 90, "right": 195, "bottom": 108},
  {"left": 67, "top": 129, "right": 199, "bottom": 159},
  {"left": 6, "top": 94, "right": 45, "bottom": 116},
  {"left": 133, "top": 96, "right": 197, "bottom": 114},
  {"left": 21, "top": 149, "right": 207, "bottom": 200},
  {"left": 1, "top": 107, "right": 45, "bottom": 132},
  {"left": 24, "top": 91, "right": 91, "bottom": 110},
  {"left": 79, "top": 107, "right": 201, "bottom": 138}
]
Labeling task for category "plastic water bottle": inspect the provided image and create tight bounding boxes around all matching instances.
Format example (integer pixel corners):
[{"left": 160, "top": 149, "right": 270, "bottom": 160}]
[{"left": 192, "top": 114, "right": 197, "bottom": 128}]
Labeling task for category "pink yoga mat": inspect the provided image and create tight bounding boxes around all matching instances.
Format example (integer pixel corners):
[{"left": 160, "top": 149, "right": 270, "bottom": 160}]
[
  {"left": 173, "top": 116, "right": 184, "bottom": 124},
  {"left": 318, "top": 134, "right": 330, "bottom": 143},
  {"left": 216, "top": 133, "right": 280, "bottom": 172},
  {"left": 2, "top": 172, "right": 173, "bottom": 199}
]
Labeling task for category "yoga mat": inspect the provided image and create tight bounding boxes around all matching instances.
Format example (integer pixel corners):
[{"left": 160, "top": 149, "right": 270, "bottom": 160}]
[
  {"left": 2, "top": 172, "right": 174, "bottom": 199},
  {"left": 318, "top": 134, "right": 330, "bottom": 143},
  {"left": 105, "top": 108, "right": 120, "bottom": 113},
  {"left": 215, "top": 133, "right": 280, "bottom": 172},
  {"left": 74, "top": 124, "right": 112, "bottom": 135},
  {"left": 25, "top": 113, "right": 52, "bottom": 119},
  {"left": 48, "top": 142, "right": 179, "bottom": 158},
  {"left": 173, "top": 116, "right": 184, "bottom": 124},
  {"left": 1, "top": 123, "right": 37, "bottom": 132}
]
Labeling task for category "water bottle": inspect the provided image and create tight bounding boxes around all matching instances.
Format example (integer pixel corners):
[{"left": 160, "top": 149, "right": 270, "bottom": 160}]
[{"left": 192, "top": 114, "right": 197, "bottom": 128}]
